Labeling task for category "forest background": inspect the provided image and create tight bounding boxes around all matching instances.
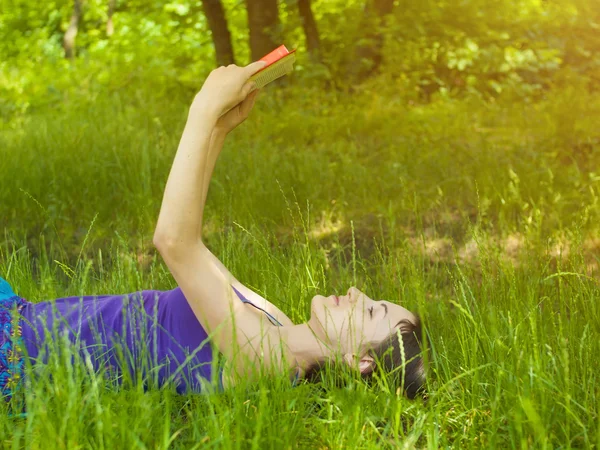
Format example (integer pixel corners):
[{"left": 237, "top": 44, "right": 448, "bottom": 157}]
[{"left": 1, "top": 0, "right": 600, "bottom": 448}]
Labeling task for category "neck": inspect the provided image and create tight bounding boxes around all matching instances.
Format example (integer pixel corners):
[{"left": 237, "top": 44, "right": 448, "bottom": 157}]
[{"left": 278, "top": 323, "right": 333, "bottom": 373}]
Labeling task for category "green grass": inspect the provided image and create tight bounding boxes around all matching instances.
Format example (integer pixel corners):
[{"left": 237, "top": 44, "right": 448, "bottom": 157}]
[{"left": 1, "top": 81, "right": 599, "bottom": 448}]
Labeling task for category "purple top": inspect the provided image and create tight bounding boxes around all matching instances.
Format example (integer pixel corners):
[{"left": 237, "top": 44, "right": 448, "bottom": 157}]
[{"left": 19, "top": 286, "right": 277, "bottom": 393}]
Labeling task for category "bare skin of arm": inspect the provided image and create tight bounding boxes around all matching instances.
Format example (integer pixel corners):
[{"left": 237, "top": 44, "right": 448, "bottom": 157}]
[
  {"left": 153, "top": 63, "right": 296, "bottom": 382},
  {"left": 200, "top": 129, "right": 294, "bottom": 327}
]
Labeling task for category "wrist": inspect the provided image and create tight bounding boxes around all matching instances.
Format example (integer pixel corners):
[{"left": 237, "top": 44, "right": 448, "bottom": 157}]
[
  {"left": 211, "top": 127, "right": 228, "bottom": 140},
  {"left": 189, "top": 95, "right": 220, "bottom": 124}
]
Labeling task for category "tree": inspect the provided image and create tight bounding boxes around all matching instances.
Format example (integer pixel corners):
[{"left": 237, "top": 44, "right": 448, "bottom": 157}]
[
  {"left": 106, "top": 0, "right": 115, "bottom": 37},
  {"left": 245, "top": 0, "right": 281, "bottom": 61},
  {"left": 297, "top": 0, "right": 320, "bottom": 61},
  {"left": 353, "top": 0, "right": 394, "bottom": 81},
  {"left": 202, "top": 0, "right": 235, "bottom": 66},
  {"left": 64, "top": 0, "right": 83, "bottom": 59}
]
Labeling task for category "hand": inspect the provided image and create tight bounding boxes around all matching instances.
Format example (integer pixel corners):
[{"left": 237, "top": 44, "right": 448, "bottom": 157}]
[
  {"left": 191, "top": 62, "right": 266, "bottom": 121},
  {"left": 214, "top": 88, "right": 261, "bottom": 135}
]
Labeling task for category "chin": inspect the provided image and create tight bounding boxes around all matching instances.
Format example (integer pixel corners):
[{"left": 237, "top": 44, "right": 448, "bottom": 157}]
[
  {"left": 308, "top": 295, "right": 330, "bottom": 340},
  {"left": 309, "top": 294, "right": 328, "bottom": 318},
  {"left": 309, "top": 294, "right": 323, "bottom": 310}
]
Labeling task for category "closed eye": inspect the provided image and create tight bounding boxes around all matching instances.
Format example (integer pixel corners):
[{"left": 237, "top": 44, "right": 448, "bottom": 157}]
[{"left": 368, "top": 306, "right": 374, "bottom": 319}]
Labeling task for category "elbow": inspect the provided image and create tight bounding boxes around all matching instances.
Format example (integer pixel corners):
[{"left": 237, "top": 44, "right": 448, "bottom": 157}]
[
  {"left": 153, "top": 231, "right": 205, "bottom": 260},
  {"left": 153, "top": 231, "right": 178, "bottom": 256}
]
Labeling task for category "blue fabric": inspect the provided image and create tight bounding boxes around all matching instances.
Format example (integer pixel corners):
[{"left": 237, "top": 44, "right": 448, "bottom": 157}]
[
  {"left": 0, "top": 277, "right": 295, "bottom": 406},
  {"left": 21, "top": 288, "right": 218, "bottom": 395},
  {"left": 0, "top": 277, "right": 17, "bottom": 301},
  {"left": 0, "top": 286, "right": 27, "bottom": 403}
]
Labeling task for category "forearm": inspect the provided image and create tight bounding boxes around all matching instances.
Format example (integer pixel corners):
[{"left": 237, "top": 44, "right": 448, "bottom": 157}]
[
  {"left": 201, "top": 130, "right": 226, "bottom": 212},
  {"left": 155, "top": 61, "right": 263, "bottom": 251},
  {"left": 154, "top": 106, "right": 218, "bottom": 247}
]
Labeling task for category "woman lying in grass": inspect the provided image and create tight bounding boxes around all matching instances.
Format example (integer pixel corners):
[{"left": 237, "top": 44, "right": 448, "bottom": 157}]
[{"left": 0, "top": 62, "right": 426, "bottom": 403}]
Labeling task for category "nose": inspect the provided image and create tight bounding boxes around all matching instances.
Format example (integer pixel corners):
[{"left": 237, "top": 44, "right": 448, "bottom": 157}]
[{"left": 347, "top": 287, "right": 359, "bottom": 303}]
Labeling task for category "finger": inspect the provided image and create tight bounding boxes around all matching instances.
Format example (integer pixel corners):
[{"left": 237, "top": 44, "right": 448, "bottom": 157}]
[
  {"left": 246, "top": 89, "right": 261, "bottom": 112},
  {"left": 241, "top": 80, "right": 257, "bottom": 98},
  {"left": 240, "top": 89, "right": 260, "bottom": 117},
  {"left": 244, "top": 60, "right": 268, "bottom": 76}
]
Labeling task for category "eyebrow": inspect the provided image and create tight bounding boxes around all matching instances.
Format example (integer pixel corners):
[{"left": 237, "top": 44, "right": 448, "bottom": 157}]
[{"left": 382, "top": 303, "right": 388, "bottom": 317}]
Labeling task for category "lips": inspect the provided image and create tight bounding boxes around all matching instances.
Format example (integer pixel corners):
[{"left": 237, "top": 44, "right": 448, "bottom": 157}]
[{"left": 334, "top": 295, "right": 339, "bottom": 305}]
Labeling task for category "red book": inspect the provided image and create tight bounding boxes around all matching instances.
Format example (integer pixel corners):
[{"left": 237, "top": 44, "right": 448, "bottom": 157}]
[{"left": 250, "top": 45, "right": 297, "bottom": 90}]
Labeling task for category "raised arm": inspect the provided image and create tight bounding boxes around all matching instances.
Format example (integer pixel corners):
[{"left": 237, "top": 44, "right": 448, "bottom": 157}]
[
  {"left": 200, "top": 125, "right": 294, "bottom": 327},
  {"left": 153, "top": 63, "right": 293, "bottom": 377}
]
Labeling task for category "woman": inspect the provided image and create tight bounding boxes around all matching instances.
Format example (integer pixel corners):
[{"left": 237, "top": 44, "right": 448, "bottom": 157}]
[{"left": 0, "top": 62, "right": 426, "bottom": 402}]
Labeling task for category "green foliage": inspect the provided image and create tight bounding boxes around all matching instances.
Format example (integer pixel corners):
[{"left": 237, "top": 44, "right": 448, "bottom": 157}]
[
  {"left": 1, "top": 0, "right": 599, "bottom": 122},
  {"left": 2, "top": 84, "right": 599, "bottom": 261},
  {"left": 1, "top": 181, "right": 600, "bottom": 447},
  {"left": 1, "top": 0, "right": 600, "bottom": 446},
  {"left": 379, "top": 0, "right": 600, "bottom": 98}
]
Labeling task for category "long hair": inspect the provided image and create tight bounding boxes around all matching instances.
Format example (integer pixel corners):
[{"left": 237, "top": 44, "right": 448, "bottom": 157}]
[{"left": 303, "top": 316, "right": 427, "bottom": 399}]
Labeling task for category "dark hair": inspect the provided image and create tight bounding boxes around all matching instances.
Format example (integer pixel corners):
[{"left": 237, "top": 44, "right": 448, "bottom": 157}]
[{"left": 303, "top": 316, "right": 427, "bottom": 399}]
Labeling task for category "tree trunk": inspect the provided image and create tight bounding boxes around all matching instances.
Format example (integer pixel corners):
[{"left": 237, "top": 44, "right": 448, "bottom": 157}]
[
  {"left": 64, "top": 0, "right": 83, "bottom": 59},
  {"left": 245, "top": 0, "right": 281, "bottom": 61},
  {"left": 202, "top": 0, "right": 235, "bottom": 66},
  {"left": 106, "top": 0, "right": 115, "bottom": 37},
  {"left": 353, "top": 0, "right": 394, "bottom": 81},
  {"left": 297, "top": 0, "right": 320, "bottom": 61}
]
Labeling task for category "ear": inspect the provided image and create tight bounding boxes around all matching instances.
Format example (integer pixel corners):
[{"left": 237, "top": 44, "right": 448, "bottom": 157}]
[{"left": 343, "top": 353, "right": 375, "bottom": 374}]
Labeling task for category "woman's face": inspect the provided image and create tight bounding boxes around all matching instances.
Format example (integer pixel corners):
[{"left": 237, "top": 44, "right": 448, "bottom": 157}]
[{"left": 308, "top": 286, "right": 416, "bottom": 356}]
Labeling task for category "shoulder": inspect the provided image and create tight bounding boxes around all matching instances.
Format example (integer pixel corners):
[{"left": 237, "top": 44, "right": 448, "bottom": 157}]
[{"left": 231, "top": 284, "right": 295, "bottom": 327}]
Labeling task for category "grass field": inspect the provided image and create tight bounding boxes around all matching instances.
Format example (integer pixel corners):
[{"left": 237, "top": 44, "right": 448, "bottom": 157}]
[{"left": 1, "top": 81, "right": 599, "bottom": 448}]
